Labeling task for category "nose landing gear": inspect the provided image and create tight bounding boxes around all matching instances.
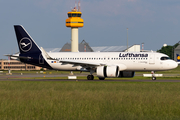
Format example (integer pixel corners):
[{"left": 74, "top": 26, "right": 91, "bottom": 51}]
[{"left": 151, "top": 71, "right": 156, "bottom": 80}]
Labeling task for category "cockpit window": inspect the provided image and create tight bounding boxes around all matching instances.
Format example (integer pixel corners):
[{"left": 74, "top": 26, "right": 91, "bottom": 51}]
[{"left": 160, "top": 56, "right": 170, "bottom": 60}]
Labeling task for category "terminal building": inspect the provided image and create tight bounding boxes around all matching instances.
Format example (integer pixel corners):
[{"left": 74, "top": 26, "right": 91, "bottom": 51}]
[
  {"left": 59, "top": 40, "right": 140, "bottom": 52},
  {"left": 0, "top": 59, "right": 42, "bottom": 70}
]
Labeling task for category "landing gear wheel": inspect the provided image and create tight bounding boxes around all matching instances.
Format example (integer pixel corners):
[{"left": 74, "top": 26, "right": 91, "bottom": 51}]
[
  {"left": 151, "top": 71, "right": 156, "bottom": 80},
  {"left": 152, "top": 76, "right": 156, "bottom": 80},
  {"left": 99, "top": 77, "right": 105, "bottom": 80},
  {"left": 87, "top": 75, "right": 94, "bottom": 80}
]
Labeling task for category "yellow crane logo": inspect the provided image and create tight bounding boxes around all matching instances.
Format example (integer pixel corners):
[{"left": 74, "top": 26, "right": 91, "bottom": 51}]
[{"left": 177, "top": 55, "right": 180, "bottom": 60}]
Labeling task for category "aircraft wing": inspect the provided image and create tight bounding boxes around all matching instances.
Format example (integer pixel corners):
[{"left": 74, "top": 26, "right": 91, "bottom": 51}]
[
  {"left": 60, "top": 60, "right": 127, "bottom": 71},
  {"left": 60, "top": 60, "right": 104, "bottom": 68}
]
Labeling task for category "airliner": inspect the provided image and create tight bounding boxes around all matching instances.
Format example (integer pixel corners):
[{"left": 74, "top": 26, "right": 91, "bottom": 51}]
[{"left": 7, "top": 25, "right": 178, "bottom": 80}]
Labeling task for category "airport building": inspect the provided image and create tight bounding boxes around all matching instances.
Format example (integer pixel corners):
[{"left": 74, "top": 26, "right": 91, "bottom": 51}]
[
  {"left": 58, "top": 40, "right": 140, "bottom": 52},
  {"left": 0, "top": 59, "right": 42, "bottom": 70}
]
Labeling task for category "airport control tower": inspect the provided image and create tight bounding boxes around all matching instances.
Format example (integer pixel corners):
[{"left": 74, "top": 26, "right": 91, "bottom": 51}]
[{"left": 66, "top": 2, "right": 84, "bottom": 52}]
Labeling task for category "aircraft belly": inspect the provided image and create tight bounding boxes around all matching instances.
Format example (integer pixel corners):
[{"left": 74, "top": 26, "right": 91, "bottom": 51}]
[
  {"left": 124, "top": 61, "right": 160, "bottom": 71},
  {"left": 49, "top": 63, "right": 77, "bottom": 71}
]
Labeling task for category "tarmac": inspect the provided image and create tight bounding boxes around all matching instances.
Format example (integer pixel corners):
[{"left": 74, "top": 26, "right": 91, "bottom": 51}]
[{"left": 0, "top": 73, "right": 180, "bottom": 82}]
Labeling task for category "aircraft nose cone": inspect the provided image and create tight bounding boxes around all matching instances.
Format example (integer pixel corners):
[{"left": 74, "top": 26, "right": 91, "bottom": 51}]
[
  {"left": 166, "top": 60, "right": 178, "bottom": 70},
  {"left": 171, "top": 61, "right": 178, "bottom": 69}
]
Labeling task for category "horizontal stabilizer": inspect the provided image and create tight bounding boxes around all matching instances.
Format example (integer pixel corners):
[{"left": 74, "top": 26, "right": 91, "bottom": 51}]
[{"left": 4, "top": 54, "right": 31, "bottom": 60}]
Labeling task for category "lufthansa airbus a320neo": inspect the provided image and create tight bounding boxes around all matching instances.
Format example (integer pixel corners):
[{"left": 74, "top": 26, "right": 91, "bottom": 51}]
[{"left": 7, "top": 25, "right": 178, "bottom": 80}]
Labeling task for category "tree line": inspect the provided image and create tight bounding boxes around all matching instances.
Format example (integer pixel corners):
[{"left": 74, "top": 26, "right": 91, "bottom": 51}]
[{"left": 157, "top": 42, "right": 180, "bottom": 59}]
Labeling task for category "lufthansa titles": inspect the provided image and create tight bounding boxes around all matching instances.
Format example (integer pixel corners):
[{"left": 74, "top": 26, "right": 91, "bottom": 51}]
[{"left": 119, "top": 53, "right": 148, "bottom": 57}]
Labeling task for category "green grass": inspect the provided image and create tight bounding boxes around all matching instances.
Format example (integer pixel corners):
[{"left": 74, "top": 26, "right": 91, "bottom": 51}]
[{"left": 0, "top": 81, "right": 180, "bottom": 120}]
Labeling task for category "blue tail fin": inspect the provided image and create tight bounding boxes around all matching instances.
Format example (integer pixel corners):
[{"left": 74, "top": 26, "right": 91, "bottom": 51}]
[
  {"left": 14, "top": 25, "right": 41, "bottom": 54},
  {"left": 177, "top": 54, "right": 180, "bottom": 62},
  {"left": 14, "top": 25, "right": 52, "bottom": 69}
]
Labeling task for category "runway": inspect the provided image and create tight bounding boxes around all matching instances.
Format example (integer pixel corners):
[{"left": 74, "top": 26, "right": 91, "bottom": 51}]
[{"left": 0, "top": 74, "right": 180, "bottom": 82}]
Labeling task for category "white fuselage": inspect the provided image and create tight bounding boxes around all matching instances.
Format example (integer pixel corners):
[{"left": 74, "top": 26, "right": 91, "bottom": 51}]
[{"left": 44, "top": 52, "right": 178, "bottom": 71}]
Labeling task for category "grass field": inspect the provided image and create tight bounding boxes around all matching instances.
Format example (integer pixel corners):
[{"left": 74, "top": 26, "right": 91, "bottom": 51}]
[{"left": 0, "top": 81, "right": 180, "bottom": 120}]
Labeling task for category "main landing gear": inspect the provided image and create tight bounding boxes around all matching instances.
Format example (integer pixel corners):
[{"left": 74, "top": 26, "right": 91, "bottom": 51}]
[
  {"left": 87, "top": 75, "right": 105, "bottom": 80},
  {"left": 87, "top": 75, "right": 94, "bottom": 80},
  {"left": 99, "top": 77, "right": 105, "bottom": 80}
]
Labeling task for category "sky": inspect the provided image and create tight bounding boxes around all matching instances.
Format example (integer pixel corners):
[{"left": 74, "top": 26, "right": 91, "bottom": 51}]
[{"left": 0, "top": 0, "right": 180, "bottom": 59}]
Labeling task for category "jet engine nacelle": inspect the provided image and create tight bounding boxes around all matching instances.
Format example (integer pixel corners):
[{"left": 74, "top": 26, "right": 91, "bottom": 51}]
[
  {"left": 118, "top": 71, "right": 135, "bottom": 78},
  {"left": 97, "top": 66, "right": 119, "bottom": 78}
]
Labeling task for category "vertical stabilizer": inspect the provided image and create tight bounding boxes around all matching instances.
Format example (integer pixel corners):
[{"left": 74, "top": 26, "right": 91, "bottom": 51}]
[
  {"left": 13, "top": 25, "right": 52, "bottom": 69},
  {"left": 14, "top": 25, "right": 41, "bottom": 54}
]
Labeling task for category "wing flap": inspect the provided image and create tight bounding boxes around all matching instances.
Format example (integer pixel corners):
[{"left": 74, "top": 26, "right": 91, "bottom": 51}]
[{"left": 60, "top": 60, "right": 101, "bottom": 67}]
